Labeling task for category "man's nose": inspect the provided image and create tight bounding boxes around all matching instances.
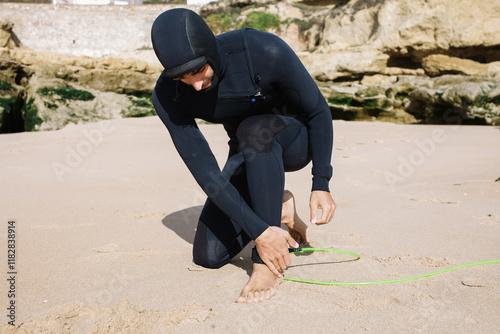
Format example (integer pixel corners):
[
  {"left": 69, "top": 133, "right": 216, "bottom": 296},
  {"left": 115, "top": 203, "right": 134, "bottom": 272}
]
[
  {"left": 191, "top": 80, "right": 204, "bottom": 91},
  {"left": 183, "top": 75, "right": 203, "bottom": 91}
]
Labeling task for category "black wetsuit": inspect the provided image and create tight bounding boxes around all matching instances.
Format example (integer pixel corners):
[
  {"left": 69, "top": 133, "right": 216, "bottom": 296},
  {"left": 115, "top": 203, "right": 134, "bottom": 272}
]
[{"left": 152, "top": 26, "right": 333, "bottom": 268}]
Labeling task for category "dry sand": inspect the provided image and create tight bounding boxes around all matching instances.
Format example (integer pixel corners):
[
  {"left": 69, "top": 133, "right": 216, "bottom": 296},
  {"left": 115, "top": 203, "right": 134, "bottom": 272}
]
[{"left": 1, "top": 117, "right": 499, "bottom": 333}]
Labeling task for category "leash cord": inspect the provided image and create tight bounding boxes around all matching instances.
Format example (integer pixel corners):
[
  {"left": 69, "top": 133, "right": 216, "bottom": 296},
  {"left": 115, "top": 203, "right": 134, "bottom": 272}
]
[{"left": 285, "top": 247, "right": 500, "bottom": 286}]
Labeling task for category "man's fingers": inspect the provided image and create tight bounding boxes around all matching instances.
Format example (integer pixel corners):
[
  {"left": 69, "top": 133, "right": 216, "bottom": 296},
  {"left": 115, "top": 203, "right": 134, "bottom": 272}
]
[
  {"left": 274, "top": 226, "right": 299, "bottom": 248},
  {"left": 315, "top": 208, "right": 328, "bottom": 224},
  {"left": 310, "top": 201, "right": 325, "bottom": 225},
  {"left": 326, "top": 202, "right": 337, "bottom": 222},
  {"left": 310, "top": 206, "right": 318, "bottom": 225},
  {"left": 284, "top": 232, "right": 299, "bottom": 248},
  {"left": 264, "top": 259, "right": 282, "bottom": 278},
  {"left": 256, "top": 226, "right": 297, "bottom": 275},
  {"left": 315, "top": 209, "right": 331, "bottom": 225},
  {"left": 277, "top": 256, "right": 287, "bottom": 273},
  {"left": 315, "top": 202, "right": 336, "bottom": 225},
  {"left": 310, "top": 190, "right": 337, "bottom": 225}
]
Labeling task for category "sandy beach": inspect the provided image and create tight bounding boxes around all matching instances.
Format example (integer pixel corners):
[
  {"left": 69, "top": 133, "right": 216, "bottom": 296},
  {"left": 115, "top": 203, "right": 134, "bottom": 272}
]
[{"left": 1, "top": 117, "right": 499, "bottom": 333}]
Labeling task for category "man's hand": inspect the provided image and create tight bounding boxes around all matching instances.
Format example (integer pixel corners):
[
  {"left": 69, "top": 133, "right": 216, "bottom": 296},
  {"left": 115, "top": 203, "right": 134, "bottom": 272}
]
[
  {"left": 254, "top": 226, "right": 299, "bottom": 278},
  {"left": 309, "top": 190, "right": 336, "bottom": 225}
]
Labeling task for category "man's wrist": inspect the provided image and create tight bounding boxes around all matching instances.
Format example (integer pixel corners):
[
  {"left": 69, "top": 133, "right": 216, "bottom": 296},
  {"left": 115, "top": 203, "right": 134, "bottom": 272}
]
[
  {"left": 312, "top": 175, "right": 330, "bottom": 192},
  {"left": 254, "top": 226, "right": 270, "bottom": 243}
]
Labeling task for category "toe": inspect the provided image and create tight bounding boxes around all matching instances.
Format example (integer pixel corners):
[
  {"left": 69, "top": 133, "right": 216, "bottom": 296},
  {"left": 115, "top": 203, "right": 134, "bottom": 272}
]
[
  {"left": 257, "top": 290, "right": 266, "bottom": 302},
  {"left": 236, "top": 288, "right": 250, "bottom": 303},
  {"left": 264, "top": 288, "right": 274, "bottom": 300},
  {"left": 235, "top": 295, "right": 247, "bottom": 303},
  {"left": 247, "top": 291, "right": 257, "bottom": 303}
]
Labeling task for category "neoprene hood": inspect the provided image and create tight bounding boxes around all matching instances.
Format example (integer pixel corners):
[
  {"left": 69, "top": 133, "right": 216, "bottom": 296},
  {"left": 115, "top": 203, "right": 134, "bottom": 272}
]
[{"left": 151, "top": 8, "right": 220, "bottom": 79}]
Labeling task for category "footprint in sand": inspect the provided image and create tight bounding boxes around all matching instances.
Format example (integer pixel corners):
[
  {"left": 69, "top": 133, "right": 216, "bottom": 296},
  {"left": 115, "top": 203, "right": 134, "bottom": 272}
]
[
  {"left": 16, "top": 300, "right": 213, "bottom": 333},
  {"left": 78, "top": 243, "right": 121, "bottom": 263},
  {"left": 166, "top": 303, "right": 214, "bottom": 325},
  {"left": 373, "top": 254, "right": 451, "bottom": 267},
  {"left": 461, "top": 277, "right": 500, "bottom": 288},
  {"left": 343, "top": 233, "right": 363, "bottom": 240}
]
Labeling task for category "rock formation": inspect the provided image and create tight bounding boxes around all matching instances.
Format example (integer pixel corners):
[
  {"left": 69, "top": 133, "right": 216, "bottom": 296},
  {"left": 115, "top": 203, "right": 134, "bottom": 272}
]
[
  {"left": 1, "top": 0, "right": 500, "bottom": 133},
  {"left": 187, "top": 0, "right": 500, "bottom": 126},
  {"left": 0, "top": 17, "right": 163, "bottom": 133},
  {"left": 298, "top": 0, "right": 500, "bottom": 125}
]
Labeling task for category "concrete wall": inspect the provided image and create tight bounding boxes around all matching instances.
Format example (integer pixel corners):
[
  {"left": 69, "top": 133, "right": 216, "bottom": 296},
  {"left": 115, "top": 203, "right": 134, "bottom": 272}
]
[{"left": 0, "top": 3, "right": 196, "bottom": 57}]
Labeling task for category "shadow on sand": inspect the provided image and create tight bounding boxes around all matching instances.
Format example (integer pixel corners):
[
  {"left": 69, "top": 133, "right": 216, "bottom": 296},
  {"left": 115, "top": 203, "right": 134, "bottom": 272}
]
[
  {"left": 161, "top": 206, "right": 253, "bottom": 275},
  {"left": 159, "top": 206, "right": 335, "bottom": 277}
]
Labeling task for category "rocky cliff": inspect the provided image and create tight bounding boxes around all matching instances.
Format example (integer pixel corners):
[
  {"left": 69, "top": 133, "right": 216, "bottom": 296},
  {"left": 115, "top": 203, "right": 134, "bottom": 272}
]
[
  {"left": 298, "top": 0, "right": 500, "bottom": 125},
  {"left": 0, "top": 15, "right": 164, "bottom": 133},
  {"left": 1, "top": 0, "right": 499, "bottom": 133}
]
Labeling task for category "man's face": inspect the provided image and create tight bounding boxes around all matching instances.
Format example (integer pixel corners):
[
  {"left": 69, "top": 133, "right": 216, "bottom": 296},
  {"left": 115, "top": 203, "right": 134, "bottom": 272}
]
[{"left": 174, "top": 63, "right": 214, "bottom": 91}]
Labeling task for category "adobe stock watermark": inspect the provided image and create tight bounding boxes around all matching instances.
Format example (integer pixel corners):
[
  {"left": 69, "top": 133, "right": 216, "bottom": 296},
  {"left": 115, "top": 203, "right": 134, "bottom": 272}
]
[
  {"left": 202, "top": 116, "right": 284, "bottom": 198},
  {"left": 68, "top": 269, "right": 134, "bottom": 333},
  {"left": 382, "top": 102, "right": 472, "bottom": 192},
  {"left": 384, "top": 128, "right": 448, "bottom": 192},
  {"left": 68, "top": 268, "right": 135, "bottom": 333},
  {"left": 52, "top": 121, "right": 115, "bottom": 182}
]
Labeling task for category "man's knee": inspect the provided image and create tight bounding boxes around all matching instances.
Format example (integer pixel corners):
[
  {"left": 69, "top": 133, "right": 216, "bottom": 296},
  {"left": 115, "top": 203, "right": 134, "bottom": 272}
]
[
  {"left": 192, "top": 247, "right": 228, "bottom": 269},
  {"left": 236, "top": 115, "right": 285, "bottom": 153},
  {"left": 192, "top": 221, "right": 231, "bottom": 269}
]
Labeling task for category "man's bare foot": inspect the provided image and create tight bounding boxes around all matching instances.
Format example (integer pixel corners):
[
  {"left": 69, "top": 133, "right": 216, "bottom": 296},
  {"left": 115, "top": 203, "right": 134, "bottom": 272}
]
[
  {"left": 282, "top": 190, "right": 309, "bottom": 245},
  {"left": 236, "top": 263, "right": 282, "bottom": 303}
]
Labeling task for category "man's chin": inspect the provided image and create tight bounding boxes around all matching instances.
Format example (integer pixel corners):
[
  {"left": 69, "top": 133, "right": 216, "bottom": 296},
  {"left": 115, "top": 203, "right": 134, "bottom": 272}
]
[
  {"left": 202, "top": 81, "right": 212, "bottom": 90},
  {"left": 200, "top": 81, "right": 212, "bottom": 91}
]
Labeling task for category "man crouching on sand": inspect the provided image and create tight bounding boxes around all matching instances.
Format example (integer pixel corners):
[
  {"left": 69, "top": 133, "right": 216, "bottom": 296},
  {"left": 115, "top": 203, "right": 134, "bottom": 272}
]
[{"left": 151, "top": 8, "right": 336, "bottom": 303}]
